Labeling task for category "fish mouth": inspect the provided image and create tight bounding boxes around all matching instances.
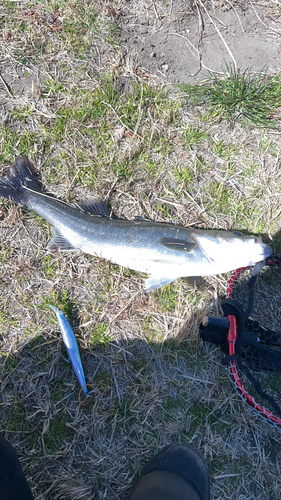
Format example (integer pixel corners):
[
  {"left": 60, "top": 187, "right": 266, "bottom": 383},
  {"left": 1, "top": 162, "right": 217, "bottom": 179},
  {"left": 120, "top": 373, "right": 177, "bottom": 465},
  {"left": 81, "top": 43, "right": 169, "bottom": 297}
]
[{"left": 262, "top": 244, "right": 273, "bottom": 259}]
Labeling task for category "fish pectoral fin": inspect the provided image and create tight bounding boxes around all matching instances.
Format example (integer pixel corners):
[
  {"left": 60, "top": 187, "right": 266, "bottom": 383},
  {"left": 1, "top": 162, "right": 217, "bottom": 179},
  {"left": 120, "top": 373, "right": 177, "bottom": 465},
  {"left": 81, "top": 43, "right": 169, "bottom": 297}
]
[
  {"left": 47, "top": 229, "right": 77, "bottom": 252},
  {"left": 159, "top": 238, "right": 196, "bottom": 252},
  {"left": 73, "top": 199, "right": 110, "bottom": 217},
  {"left": 144, "top": 275, "right": 179, "bottom": 292},
  {"left": 192, "top": 234, "right": 215, "bottom": 262}
]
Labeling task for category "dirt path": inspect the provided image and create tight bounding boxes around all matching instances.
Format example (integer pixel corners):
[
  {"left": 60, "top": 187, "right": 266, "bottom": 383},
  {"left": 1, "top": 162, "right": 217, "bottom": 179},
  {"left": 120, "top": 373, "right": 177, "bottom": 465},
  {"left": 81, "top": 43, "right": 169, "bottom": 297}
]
[{"left": 119, "top": 0, "right": 281, "bottom": 83}]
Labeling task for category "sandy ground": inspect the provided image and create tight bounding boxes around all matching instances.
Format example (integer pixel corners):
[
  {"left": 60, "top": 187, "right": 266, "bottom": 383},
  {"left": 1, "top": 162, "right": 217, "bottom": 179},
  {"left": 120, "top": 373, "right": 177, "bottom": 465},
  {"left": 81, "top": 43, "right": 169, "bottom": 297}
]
[{"left": 119, "top": 0, "right": 281, "bottom": 83}]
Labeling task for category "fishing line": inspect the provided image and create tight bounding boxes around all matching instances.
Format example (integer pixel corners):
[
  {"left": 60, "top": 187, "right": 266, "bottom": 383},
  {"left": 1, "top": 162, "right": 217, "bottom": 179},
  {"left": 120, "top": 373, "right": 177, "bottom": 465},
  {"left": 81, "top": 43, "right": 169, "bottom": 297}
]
[{"left": 200, "top": 256, "right": 281, "bottom": 430}]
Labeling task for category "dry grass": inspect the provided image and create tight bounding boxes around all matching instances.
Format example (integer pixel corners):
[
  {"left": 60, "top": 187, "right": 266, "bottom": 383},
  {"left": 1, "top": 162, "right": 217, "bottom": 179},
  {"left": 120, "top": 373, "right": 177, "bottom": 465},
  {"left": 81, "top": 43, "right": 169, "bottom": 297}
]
[{"left": 1, "top": 1, "right": 281, "bottom": 499}]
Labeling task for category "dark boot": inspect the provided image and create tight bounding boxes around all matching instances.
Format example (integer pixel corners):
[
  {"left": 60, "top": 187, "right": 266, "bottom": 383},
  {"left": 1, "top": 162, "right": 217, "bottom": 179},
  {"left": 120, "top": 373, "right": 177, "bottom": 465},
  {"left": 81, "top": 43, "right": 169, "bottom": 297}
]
[
  {"left": 130, "top": 443, "right": 210, "bottom": 500},
  {"left": 0, "top": 434, "right": 34, "bottom": 500}
]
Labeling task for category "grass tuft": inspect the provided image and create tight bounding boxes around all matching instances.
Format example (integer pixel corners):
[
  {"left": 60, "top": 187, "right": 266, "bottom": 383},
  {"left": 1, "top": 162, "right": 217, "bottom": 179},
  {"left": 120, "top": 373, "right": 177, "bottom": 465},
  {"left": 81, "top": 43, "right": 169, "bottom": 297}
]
[
  {"left": 208, "top": 64, "right": 281, "bottom": 128},
  {"left": 182, "top": 64, "right": 281, "bottom": 129}
]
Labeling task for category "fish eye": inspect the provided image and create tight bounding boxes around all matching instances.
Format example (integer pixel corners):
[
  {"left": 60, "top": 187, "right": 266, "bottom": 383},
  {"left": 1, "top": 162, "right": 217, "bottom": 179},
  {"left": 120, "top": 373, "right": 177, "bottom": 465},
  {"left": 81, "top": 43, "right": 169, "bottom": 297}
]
[{"left": 233, "top": 231, "right": 243, "bottom": 237}]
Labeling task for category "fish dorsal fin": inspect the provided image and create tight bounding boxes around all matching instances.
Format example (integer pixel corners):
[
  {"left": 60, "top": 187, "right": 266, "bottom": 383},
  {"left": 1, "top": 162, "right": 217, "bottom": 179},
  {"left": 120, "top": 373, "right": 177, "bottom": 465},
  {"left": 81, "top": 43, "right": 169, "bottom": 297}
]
[
  {"left": 160, "top": 238, "right": 196, "bottom": 252},
  {"left": 47, "top": 229, "right": 77, "bottom": 252},
  {"left": 144, "top": 275, "right": 179, "bottom": 292},
  {"left": 73, "top": 199, "right": 110, "bottom": 217}
]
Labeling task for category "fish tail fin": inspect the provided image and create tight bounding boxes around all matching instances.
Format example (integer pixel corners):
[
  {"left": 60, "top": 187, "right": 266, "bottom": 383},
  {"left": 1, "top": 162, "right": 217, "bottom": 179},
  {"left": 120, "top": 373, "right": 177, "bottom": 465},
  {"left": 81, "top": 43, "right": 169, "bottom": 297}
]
[{"left": 0, "top": 156, "right": 41, "bottom": 207}]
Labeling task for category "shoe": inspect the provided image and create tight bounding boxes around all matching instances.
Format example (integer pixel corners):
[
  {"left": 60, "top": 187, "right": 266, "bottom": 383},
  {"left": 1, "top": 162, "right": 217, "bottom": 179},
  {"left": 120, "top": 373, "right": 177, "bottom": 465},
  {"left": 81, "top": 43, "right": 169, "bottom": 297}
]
[{"left": 130, "top": 443, "right": 210, "bottom": 500}]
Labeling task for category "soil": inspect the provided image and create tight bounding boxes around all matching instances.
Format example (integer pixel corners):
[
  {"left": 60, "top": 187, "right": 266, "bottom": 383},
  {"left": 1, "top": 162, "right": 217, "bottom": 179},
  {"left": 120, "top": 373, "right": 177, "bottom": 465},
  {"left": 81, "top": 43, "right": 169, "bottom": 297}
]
[{"left": 119, "top": 0, "right": 281, "bottom": 83}]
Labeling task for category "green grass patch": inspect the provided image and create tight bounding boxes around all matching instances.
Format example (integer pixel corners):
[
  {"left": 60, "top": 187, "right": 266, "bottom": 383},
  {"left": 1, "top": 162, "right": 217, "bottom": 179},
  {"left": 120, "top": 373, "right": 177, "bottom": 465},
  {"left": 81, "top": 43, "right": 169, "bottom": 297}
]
[
  {"left": 43, "top": 411, "right": 74, "bottom": 453},
  {"left": 154, "top": 284, "right": 179, "bottom": 312},
  {"left": 94, "top": 368, "right": 112, "bottom": 388},
  {"left": 0, "top": 246, "right": 13, "bottom": 263},
  {"left": 11, "top": 106, "right": 34, "bottom": 123},
  {"left": 210, "top": 138, "right": 238, "bottom": 160},
  {"left": 0, "top": 127, "right": 37, "bottom": 162},
  {"left": 49, "top": 379, "right": 67, "bottom": 403},
  {"left": 40, "top": 289, "right": 75, "bottom": 321},
  {"left": 258, "top": 134, "right": 279, "bottom": 157},
  {"left": 207, "top": 65, "right": 281, "bottom": 128},
  {"left": 0, "top": 307, "right": 20, "bottom": 330},
  {"left": 173, "top": 164, "right": 195, "bottom": 187},
  {"left": 181, "top": 65, "right": 281, "bottom": 129},
  {"left": 183, "top": 125, "right": 208, "bottom": 149},
  {"left": 0, "top": 354, "right": 20, "bottom": 374},
  {"left": 203, "top": 182, "right": 237, "bottom": 216},
  {"left": 89, "top": 322, "right": 112, "bottom": 347},
  {"left": 187, "top": 401, "right": 212, "bottom": 435},
  {"left": 41, "top": 254, "right": 59, "bottom": 279},
  {"left": 3, "top": 403, "right": 28, "bottom": 432}
]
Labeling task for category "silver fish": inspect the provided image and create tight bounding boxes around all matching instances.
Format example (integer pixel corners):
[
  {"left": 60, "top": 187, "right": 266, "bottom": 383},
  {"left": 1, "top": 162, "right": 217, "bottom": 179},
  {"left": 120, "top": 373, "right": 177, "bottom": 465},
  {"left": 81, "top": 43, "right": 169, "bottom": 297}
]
[{"left": 0, "top": 156, "right": 272, "bottom": 291}]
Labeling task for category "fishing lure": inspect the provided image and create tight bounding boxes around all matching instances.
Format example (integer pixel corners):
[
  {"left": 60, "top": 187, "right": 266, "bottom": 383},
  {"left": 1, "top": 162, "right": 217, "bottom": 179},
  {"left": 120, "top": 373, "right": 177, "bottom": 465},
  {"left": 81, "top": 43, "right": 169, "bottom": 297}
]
[{"left": 49, "top": 305, "right": 87, "bottom": 394}]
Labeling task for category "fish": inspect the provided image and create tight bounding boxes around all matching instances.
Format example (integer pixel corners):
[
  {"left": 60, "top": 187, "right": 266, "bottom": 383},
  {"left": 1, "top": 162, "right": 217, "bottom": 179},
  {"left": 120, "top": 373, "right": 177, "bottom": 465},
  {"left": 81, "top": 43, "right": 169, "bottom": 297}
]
[
  {"left": 0, "top": 156, "right": 272, "bottom": 291},
  {"left": 49, "top": 305, "right": 87, "bottom": 394}
]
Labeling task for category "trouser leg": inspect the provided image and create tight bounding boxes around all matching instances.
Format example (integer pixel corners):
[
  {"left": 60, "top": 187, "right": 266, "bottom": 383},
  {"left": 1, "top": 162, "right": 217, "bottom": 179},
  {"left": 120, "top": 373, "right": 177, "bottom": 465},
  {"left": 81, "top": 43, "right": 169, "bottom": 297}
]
[{"left": 0, "top": 434, "right": 34, "bottom": 500}]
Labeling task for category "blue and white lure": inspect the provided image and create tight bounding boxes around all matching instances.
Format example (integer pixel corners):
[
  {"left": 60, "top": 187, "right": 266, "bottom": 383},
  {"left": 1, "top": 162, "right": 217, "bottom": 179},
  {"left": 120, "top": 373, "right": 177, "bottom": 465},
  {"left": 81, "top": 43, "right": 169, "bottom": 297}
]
[{"left": 49, "top": 305, "right": 88, "bottom": 394}]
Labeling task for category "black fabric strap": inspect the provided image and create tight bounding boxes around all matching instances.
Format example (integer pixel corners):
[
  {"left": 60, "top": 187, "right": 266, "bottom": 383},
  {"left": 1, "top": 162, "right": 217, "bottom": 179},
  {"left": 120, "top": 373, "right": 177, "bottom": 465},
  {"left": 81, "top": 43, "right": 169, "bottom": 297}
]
[{"left": 245, "top": 274, "right": 258, "bottom": 318}]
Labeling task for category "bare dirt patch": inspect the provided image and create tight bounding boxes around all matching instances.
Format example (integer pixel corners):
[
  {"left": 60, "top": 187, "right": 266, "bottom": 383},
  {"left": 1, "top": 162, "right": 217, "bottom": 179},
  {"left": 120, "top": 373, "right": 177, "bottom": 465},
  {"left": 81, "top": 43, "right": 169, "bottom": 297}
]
[{"left": 119, "top": 0, "right": 281, "bottom": 83}]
